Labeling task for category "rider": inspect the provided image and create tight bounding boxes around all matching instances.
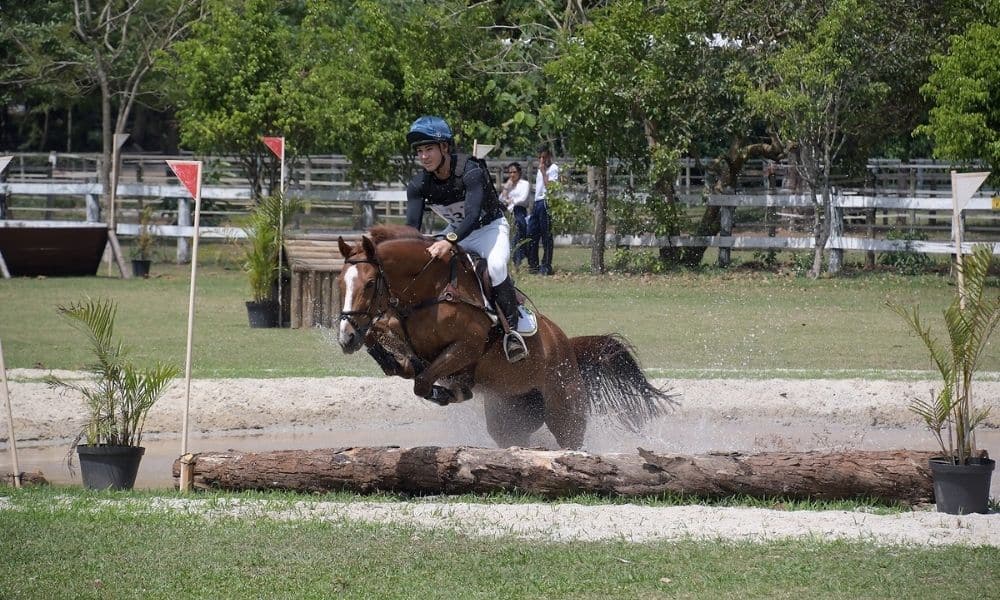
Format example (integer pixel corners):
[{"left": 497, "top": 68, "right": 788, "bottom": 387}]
[{"left": 404, "top": 115, "right": 528, "bottom": 363}]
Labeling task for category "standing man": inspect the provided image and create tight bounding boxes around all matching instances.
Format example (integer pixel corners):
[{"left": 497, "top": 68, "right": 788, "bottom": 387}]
[
  {"left": 528, "top": 146, "right": 558, "bottom": 275},
  {"left": 405, "top": 116, "right": 528, "bottom": 362},
  {"left": 500, "top": 161, "right": 530, "bottom": 270}
]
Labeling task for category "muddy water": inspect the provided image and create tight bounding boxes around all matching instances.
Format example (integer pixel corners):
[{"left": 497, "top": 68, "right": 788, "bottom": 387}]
[{"left": 10, "top": 406, "right": 1000, "bottom": 498}]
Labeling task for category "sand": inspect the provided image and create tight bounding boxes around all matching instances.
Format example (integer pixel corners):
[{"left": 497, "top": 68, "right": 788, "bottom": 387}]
[{"left": 2, "top": 370, "right": 998, "bottom": 546}]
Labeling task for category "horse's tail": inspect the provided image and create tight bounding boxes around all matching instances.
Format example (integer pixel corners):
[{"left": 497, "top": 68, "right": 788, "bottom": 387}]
[{"left": 570, "top": 334, "right": 678, "bottom": 432}]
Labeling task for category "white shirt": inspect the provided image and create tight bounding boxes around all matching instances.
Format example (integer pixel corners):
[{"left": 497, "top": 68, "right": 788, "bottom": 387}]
[
  {"left": 535, "top": 163, "right": 559, "bottom": 202},
  {"left": 503, "top": 179, "right": 530, "bottom": 210}
]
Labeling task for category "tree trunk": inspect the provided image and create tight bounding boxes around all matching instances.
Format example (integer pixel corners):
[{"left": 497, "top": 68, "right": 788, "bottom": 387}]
[
  {"left": 590, "top": 164, "right": 607, "bottom": 274},
  {"left": 173, "top": 447, "right": 937, "bottom": 505}
]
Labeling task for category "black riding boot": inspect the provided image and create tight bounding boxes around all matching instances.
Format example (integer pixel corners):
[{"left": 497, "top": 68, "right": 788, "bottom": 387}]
[{"left": 493, "top": 277, "right": 528, "bottom": 363}]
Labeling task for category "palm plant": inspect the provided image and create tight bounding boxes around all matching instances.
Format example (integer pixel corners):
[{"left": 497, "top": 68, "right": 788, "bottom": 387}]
[
  {"left": 130, "top": 205, "right": 157, "bottom": 261},
  {"left": 46, "top": 298, "right": 179, "bottom": 447},
  {"left": 241, "top": 193, "right": 302, "bottom": 302},
  {"left": 889, "top": 244, "right": 1000, "bottom": 465}
]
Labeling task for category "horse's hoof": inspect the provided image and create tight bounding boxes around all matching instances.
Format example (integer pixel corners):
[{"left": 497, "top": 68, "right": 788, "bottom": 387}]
[{"left": 425, "top": 385, "right": 454, "bottom": 406}]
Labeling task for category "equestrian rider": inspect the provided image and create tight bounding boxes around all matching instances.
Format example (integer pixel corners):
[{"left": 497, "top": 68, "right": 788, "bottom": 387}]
[{"left": 404, "top": 115, "right": 528, "bottom": 363}]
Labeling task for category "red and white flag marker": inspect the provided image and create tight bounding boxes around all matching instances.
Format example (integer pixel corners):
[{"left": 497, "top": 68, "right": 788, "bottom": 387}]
[
  {"left": 166, "top": 160, "right": 203, "bottom": 489},
  {"left": 262, "top": 136, "right": 286, "bottom": 327}
]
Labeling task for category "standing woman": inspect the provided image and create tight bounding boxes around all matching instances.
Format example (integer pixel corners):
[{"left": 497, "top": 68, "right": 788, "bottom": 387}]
[{"left": 500, "top": 161, "right": 530, "bottom": 269}]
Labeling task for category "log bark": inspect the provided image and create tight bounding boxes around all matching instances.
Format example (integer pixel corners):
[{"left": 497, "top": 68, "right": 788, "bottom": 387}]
[{"left": 172, "top": 447, "right": 938, "bottom": 505}]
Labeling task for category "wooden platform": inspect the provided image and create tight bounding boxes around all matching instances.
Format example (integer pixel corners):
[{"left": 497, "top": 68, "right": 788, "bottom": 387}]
[
  {"left": 0, "top": 220, "right": 108, "bottom": 277},
  {"left": 284, "top": 232, "right": 362, "bottom": 328}
]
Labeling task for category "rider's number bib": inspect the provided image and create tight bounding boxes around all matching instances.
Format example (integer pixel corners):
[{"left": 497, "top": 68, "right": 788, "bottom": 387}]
[{"left": 429, "top": 201, "right": 465, "bottom": 227}]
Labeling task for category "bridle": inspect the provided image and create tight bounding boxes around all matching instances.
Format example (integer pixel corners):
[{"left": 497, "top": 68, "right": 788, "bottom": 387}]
[
  {"left": 337, "top": 256, "right": 390, "bottom": 338},
  {"left": 338, "top": 251, "right": 440, "bottom": 334}
]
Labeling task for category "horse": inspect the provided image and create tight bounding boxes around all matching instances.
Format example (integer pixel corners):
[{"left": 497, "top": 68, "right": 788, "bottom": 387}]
[{"left": 335, "top": 224, "right": 674, "bottom": 449}]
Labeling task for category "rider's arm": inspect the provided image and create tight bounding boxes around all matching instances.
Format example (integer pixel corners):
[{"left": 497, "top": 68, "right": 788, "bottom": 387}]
[
  {"left": 405, "top": 175, "right": 426, "bottom": 230},
  {"left": 451, "top": 167, "right": 486, "bottom": 241}
]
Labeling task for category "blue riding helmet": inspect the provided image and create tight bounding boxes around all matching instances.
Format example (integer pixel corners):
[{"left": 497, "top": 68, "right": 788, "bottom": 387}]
[{"left": 407, "top": 116, "right": 453, "bottom": 148}]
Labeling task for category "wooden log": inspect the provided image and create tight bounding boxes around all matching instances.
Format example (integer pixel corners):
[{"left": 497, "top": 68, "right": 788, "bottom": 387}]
[
  {"left": 171, "top": 447, "right": 938, "bottom": 505},
  {"left": 2, "top": 471, "right": 49, "bottom": 487}
]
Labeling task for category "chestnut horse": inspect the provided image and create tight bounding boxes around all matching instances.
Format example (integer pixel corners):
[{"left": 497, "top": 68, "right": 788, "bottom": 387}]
[{"left": 336, "top": 224, "right": 673, "bottom": 449}]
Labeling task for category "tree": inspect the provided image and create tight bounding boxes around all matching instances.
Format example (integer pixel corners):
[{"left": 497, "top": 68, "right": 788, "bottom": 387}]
[
  {"left": 166, "top": 0, "right": 311, "bottom": 196},
  {"left": 547, "top": 0, "right": 743, "bottom": 270},
  {"left": 917, "top": 17, "right": 1000, "bottom": 172},
  {"left": 748, "top": 0, "right": 892, "bottom": 278},
  {"left": 298, "top": 0, "right": 504, "bottom": 185},
  {"left": 5, "top": 0, "right": 203, "bottom": 218}
]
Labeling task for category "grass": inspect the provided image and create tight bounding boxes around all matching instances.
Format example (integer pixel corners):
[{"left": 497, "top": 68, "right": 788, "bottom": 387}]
[
  {"left": 1, "top": 487, "right": 997, "bottom": 600},
  {"left": 1, "top": 242, "right": 996, "bottom": 379}
]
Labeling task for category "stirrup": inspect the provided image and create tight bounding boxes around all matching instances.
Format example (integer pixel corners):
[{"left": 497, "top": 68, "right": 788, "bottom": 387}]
[{"left": 503, "top": 330, "right": 528, "bottom": 363}]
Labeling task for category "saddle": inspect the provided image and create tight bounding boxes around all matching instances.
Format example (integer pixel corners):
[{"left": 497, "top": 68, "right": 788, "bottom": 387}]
[{"left": 459, "top": 252, "right": 538, "bottom": 337}]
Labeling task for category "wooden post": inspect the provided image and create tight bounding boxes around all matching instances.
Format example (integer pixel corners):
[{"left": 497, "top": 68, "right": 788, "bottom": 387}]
[
  {"left": 717, "top": 204, "right": 733, "bottom": 267},
  {"left": 107, "top": 231, "right": 130, "bottom": 279},
  {"left": 176, "top": 197, "right": 191, "bottom": 264}
]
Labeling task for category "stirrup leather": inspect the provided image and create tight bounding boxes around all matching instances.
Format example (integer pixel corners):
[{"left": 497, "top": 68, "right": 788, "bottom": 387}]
[{"left": 503, "top": 330, "right": 528, "bottom": 363}]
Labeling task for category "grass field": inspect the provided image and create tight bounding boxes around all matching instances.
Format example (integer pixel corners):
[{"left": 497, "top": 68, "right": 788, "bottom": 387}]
[
  {"left": 2, "top": 243, "right": 997, "bottom": 378},
  {"left": 3, "top": 247, "right": 999, "bottom": 598},
  {"left": 1, "top": 488, "right": 998, "bottom": 600}
]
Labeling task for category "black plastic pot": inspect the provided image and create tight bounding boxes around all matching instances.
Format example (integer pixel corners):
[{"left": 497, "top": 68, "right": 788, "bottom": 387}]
[
  {"left": 77, "top": 445, "right": 145, "bottom": 491},
  {"left": 131, "top": 259, "right": 151, "bottom": 278},
  {"left": 245, "top": 300, "right": 279, "bottom": 328},
  {"left": 929, "top": 456, "right": 995, "bottom": 514}
]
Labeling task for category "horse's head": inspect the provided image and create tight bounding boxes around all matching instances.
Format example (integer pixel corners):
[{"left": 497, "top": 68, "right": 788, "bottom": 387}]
[{"left": 336, "top": 235, "right": 385, "bottom": 353}]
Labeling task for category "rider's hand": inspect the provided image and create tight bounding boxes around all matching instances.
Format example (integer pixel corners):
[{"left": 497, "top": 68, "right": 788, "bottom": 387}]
[{"left": 428, "top": 239, "right": 454, "bottom": 260}]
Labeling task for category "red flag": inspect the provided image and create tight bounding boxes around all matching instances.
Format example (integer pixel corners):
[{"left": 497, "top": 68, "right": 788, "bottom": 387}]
[
  {"left": 262, "top": 136, "right": 285, "bottom": 161},
  {"left": 166, "top": 160, "right": 202, "bottom": 199}
]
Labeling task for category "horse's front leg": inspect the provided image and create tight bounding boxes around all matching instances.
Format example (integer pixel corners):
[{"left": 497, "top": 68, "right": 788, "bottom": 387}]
[{"left": 412, "top": 342, "right": 478, "bottom": 404}]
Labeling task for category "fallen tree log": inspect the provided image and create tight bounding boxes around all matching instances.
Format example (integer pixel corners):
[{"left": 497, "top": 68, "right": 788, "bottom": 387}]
[{"left": 172, "top": 447, "right": 938, "bottom": 505}]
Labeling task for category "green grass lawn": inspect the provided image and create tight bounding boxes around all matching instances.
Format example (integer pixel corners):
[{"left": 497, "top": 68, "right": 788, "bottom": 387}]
[
  {"left": 1, "top": 242, "right": 996, "bottom": 378},
  {"left": 1, "top": 488, "right": 996, "bottom": 600}
]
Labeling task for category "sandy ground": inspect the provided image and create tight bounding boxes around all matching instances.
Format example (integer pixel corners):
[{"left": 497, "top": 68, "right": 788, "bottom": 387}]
[{"left": 3, "top": 370, "right": 999, "bottom": 546}]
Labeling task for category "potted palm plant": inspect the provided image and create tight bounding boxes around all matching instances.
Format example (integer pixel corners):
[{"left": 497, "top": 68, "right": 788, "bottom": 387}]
[
  {"left": 889, "top": 244, "right": 999, "bottom": 514},
  {"left": 130, "top": 205, "right": 156, "bottom": 278},
  {"left": 46, "top": 298, "right": 179, "bottom": 490},
  {"left": 241, "top": 194, "right": 300, "bottom": 328}
]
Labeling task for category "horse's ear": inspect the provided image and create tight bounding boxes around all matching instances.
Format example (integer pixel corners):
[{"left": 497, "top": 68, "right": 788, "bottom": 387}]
[
  {"left": 337, "top": 236, "right": 353, "bottom": 259},
  {"left": 361, "top": 235, "right": 377, "bottom": 258}
]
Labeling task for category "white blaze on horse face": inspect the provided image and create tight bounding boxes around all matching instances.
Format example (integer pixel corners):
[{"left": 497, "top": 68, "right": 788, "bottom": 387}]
[{"left": 339, "top": 264, "right": 360, "bottom": 343}]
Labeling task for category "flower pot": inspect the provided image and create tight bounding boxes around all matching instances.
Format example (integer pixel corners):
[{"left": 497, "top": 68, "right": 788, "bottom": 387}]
[
  {"left": 131, "top": 259, "right": 151, "bottom": 278},
  {"left": 245, "top": 300, "right": 279, "bottom": 328},
  {"left": 76, "top": 445, "right": 145, "bottom": 491},
  {"left": 929, "top": 456, "right": 995, "bottom": 515}
]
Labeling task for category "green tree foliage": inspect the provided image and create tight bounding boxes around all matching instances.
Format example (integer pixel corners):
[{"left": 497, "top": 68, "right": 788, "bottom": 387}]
[
  {"left": 917, "top": 15, "right": 1000, "bottom": 172},
  {"left": 166, "top": 0, "right": 310, "bottom": 195},
  {"left": 4, "top": 0, "right": 202, "bottom": 216},
  {"left": 298, "top": 0, "right": 504, "bottom": 184}
]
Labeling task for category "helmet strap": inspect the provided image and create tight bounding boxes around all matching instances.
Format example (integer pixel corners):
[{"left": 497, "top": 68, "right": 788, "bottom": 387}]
[{"left": 432, "top": 142, "right": 450, "bottom": 179}]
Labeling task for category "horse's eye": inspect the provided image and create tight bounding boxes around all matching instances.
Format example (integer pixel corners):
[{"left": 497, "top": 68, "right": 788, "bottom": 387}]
[{"left": 364, "top": 280, "right": 375, "bottom": 289}]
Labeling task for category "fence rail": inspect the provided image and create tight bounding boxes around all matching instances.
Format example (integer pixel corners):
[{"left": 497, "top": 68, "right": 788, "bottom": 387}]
[{"left": 2, "top": 154, "right": 998, "bottom": 267}]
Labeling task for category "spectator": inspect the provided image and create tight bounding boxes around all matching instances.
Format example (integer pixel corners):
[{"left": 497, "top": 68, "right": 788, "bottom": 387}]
[
  {"left": 500, "top": 161, "right": 530, "bottom": 269},
  {"left": 527, "top": 146, "right": 558, "bottom": 275}
]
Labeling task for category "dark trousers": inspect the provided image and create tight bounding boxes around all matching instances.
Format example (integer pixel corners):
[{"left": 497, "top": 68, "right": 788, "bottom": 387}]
[
  {"left": 527, "top": 200, "right": 553, "bottom": 275},
  {"left": 511, "top": 205, "right": 528, "bottom": 267}
]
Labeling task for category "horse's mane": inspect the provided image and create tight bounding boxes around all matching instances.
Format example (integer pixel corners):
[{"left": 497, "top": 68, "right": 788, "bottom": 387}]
[{"left": 367, "top": 224, "right": 426, "bottom": 245}]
